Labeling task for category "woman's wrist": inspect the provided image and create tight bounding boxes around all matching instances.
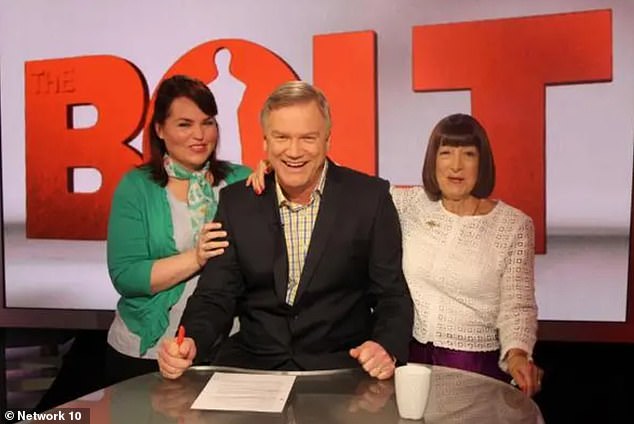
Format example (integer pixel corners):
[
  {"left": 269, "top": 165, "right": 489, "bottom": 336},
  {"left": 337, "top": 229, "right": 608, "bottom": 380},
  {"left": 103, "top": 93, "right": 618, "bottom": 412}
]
[
  {"left": 190, "top": 248, "right": 203, "bottom": 269},
  {"left": 506, "top": 349, "right": 532, "bottom": 373},
  {"left": 506, "top": 348, "right": 530, "bottom": 361}
]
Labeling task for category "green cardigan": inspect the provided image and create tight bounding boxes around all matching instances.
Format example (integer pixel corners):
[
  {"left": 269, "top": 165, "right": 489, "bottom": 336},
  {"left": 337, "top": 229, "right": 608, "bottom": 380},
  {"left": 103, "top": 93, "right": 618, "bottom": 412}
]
[{"left": 107, "top": 163, "right": 251, "bottom": 355}]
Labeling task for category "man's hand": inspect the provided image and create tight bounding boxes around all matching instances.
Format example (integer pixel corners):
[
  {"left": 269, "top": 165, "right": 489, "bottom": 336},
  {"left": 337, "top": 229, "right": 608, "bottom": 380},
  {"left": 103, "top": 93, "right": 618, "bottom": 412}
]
[
  {"left": 349, "top": 341, "right": 396, "bottom": 380},
  {"left": 348, "top": 379, "right": 395, "bottom": 413},
  {"left": 157, "top": 337, "right": 197, "bottom": 380},
  {"left": 150, "top": 374, "right": 200, "bottom": 419}
]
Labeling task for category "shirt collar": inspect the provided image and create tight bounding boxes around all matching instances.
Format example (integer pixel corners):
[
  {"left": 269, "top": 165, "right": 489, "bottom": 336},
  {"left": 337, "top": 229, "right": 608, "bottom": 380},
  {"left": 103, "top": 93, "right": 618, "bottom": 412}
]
[{"left": 276, "top": 160, "right": 329, "bottom": 208}]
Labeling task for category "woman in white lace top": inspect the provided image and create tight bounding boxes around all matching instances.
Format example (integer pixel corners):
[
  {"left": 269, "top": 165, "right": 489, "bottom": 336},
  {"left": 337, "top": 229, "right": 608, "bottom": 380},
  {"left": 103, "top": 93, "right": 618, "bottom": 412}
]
[
  {"left": 246, "top": 113, "right": 541, "bottom": 395},
  {"left": 390, "top": 113, "right": 540, "bottom": 395}
]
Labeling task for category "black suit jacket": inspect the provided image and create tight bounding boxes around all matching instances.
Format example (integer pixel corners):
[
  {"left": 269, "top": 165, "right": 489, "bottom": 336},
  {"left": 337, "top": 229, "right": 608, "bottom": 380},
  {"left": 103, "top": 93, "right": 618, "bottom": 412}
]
[{"left": 181, "top": 161, "right": 413, "bottom": 370}]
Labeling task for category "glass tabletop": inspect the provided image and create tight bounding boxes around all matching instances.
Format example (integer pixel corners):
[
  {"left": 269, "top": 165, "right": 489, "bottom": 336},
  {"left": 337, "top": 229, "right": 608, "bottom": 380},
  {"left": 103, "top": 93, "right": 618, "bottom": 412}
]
[{"left": 44, "top": 365, "right": 543, "bottom": 423}]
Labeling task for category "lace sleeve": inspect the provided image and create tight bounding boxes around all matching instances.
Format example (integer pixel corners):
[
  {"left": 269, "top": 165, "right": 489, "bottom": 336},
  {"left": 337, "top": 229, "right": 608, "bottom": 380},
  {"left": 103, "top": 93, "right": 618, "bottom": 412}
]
[
  {"left": 389, "top": 185, "right": 405, "bottom": 213},
  {"left": 496, "top": 213, "right": 538, "bottom": 369},
  {"left": 389, "top": 185, "right": 423, "bottom": 217}
]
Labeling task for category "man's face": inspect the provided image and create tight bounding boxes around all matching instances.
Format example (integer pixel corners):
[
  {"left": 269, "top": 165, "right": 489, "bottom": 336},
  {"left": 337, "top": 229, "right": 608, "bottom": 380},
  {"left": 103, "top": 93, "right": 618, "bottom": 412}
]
[{"left": 263, "top": 101, "right": 330, "bottom": 202}]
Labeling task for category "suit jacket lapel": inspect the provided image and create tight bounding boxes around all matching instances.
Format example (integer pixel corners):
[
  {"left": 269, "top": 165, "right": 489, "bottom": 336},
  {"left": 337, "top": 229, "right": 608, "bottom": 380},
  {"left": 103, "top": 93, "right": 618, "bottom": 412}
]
[
  {"left": 294, "top": 161, "right": 342, "bottom": 304},
  {"left": 261, "top": 174, "right": 289, "bottom": 303}
]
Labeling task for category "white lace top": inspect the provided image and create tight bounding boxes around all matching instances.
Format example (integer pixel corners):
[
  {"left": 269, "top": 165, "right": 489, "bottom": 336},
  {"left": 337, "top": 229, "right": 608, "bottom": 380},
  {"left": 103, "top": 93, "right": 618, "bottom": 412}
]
[{"left": 390, "top": 186, "right": 537, "bottom": 365}]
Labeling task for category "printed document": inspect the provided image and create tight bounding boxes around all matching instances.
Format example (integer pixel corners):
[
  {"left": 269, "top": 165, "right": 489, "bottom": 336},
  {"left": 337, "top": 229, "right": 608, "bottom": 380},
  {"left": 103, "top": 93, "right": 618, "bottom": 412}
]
[{"left": 191, "top": 372, "right": 296, "bottom": 413}]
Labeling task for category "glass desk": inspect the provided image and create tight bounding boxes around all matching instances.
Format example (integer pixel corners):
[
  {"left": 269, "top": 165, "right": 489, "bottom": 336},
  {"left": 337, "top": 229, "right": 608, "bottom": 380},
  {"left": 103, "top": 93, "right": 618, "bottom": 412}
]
[{"left": 41, "top": 365, "right": 544, "bottom": 423}]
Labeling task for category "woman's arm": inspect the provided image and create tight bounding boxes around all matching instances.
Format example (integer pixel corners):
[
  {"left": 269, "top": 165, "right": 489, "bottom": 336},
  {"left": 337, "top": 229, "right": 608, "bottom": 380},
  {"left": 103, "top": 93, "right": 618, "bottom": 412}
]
[
  {"left": 149, "top": 222, "right": 228, "bottom": 293},
  {"left": 497, "top": 214, "right": 538, "bottom": 359},
  {"left": 107, "top": 174, "right": 228, "bottom": 296},
  {"left": 496, "top": 214, "right": 541, "bottom": 394}
]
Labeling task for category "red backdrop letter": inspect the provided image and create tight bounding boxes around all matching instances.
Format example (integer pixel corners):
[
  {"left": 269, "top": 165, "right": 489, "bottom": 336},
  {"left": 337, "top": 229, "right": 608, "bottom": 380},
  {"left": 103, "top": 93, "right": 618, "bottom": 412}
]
[
  {"left": 413, "top": 10, "right": 612, "bottom": 252},
  {"left": 25, "top": 55, "right": 146, "bottom": 239},
  {"left": 314, "top": 31, "right": 377, "bottom": 175}
]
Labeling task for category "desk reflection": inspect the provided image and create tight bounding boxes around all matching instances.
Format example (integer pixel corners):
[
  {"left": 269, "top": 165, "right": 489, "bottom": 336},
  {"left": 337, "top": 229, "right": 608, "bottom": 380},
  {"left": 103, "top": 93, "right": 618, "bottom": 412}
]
[{"left": 54, "top": 366, "right": 543, "bottom": 424}]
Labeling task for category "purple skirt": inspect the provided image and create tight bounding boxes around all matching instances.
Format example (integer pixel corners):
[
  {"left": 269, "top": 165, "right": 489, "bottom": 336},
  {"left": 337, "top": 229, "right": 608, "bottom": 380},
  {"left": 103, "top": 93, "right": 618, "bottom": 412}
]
[{"left": 409, "top": 339, "right": 511, "bottom": 383}]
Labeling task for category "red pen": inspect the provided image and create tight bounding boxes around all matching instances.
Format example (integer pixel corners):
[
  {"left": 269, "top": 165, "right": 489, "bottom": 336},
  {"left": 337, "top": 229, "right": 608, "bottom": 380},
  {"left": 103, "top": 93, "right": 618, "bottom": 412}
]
[{"left": 177, "top": 325, "right": 185, "bottom": 346}]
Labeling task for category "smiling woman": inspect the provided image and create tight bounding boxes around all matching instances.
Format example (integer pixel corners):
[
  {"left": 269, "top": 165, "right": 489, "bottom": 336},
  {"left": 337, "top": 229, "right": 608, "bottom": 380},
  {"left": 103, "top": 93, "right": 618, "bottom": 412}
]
[
  {"left": 392, "top": 113, "right": 542, "bottom": 396},
  {"left": 103, "top": 75, "right": 251, "bottom": 386},
  {"left": 421, "top": 114, "right": 496, "bottom": 214},
  {"left": 155, "top": 97, "right": 218, "bottom": 173}
]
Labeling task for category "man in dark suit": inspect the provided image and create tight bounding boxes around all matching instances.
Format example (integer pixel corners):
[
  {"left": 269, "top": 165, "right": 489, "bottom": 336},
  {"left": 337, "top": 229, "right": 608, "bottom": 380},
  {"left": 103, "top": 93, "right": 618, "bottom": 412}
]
[{"left": 158, "top": 81, "right": 413, "bottom": 380}]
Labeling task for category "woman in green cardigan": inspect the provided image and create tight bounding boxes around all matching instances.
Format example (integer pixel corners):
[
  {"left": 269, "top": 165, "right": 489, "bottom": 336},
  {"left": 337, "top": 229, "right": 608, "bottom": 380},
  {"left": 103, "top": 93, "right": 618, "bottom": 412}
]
[{"left": 105, "top": 75, "right": 250, "bottom": 385}]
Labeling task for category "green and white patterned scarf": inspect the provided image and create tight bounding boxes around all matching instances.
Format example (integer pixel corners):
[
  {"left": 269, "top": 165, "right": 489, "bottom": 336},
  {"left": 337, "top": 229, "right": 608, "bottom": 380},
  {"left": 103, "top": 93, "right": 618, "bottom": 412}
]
[{"left": 163, "top": 155, "right": 217, "bottom": 242}]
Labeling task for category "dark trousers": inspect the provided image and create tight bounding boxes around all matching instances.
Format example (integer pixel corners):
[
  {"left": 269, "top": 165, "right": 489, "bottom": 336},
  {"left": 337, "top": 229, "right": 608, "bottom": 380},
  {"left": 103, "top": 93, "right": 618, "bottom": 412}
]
[
  {"left": 104, "top": 344, "right": 159, "bottom": 387},
  {"left": 35, "top": 330, "right": 108, "bottom": 412}
]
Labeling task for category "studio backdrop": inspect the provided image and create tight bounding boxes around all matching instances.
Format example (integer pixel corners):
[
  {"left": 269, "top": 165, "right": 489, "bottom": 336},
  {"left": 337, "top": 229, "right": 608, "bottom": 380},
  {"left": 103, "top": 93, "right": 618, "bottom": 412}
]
[{"left": 1, "top": 0, "right": 633, "bottom": 340}]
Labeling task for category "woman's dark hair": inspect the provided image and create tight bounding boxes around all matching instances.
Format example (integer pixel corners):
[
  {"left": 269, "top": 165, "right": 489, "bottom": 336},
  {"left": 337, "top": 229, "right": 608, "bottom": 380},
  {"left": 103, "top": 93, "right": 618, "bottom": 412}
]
[
  {"left": 145, "top": 74, "right": 230, "bottom": 186},
  {"left": 422, "top": 113, "right": 496, "bottom": 201}
]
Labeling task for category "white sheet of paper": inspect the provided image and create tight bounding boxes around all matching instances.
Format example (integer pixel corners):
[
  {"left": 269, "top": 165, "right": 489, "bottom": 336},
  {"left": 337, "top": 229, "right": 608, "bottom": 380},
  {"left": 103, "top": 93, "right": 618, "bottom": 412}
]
[{"left": 190, "top": 372, "right": 297, "bottom": 413}]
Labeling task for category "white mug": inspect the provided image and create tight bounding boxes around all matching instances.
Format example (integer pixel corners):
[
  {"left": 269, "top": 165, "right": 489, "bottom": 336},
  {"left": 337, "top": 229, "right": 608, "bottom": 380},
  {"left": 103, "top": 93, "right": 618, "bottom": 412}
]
[{"left": 394, "top": 364, "right": 432, "bottom": 420}]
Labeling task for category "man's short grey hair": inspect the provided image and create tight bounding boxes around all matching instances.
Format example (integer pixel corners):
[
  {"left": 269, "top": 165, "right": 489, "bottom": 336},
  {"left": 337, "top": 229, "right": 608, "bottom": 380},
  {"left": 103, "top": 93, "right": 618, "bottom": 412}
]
[{"left": 260, "top": 81, "right": 331, "bottom": 134}]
